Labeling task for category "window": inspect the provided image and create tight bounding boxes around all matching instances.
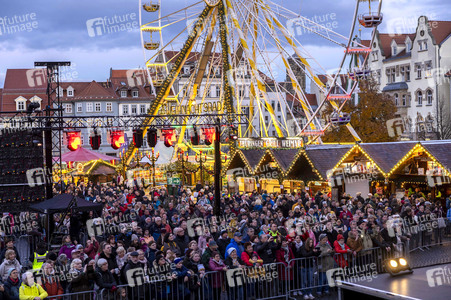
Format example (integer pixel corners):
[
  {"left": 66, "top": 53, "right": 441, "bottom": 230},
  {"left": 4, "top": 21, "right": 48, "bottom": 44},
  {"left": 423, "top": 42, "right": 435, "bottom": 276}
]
[
  {"left": 425, "top": 62, "right": 432, "bottom": 77},
  {"left": 86, "top": 102, "right": 93, "bottom": 112},
  {"left": 140, "top": 104, "right": 146, "bottom": 114},
  {"left": 106, "top": 102, "right": 112, "bottom": 112},
  {"left": 405, "top": 66, "right": 410, "bottom": 81},
  {"left": 132, "top": 90, "right": 139, "bottom": 98},
  {"left": 17, "top": 100, "right": 26, "bottom": 111},
  {"left": 394, "top": 93, "right": 399, "bottom": 106},
  {"left": 122, "top": 105, "right": 129, "bottom": 115},
  {"left": 239, "top": 88, "right": 244, "bottom": 98},
  {"left": 401, "top": 66, "right": 405, "bottom": 81},
  {"left": 131, "top": 105, "right": 137, "bottom": 115},
  {"left": 417, "top": 91, "right": 423, "bottom": 105},
  {"left": 419, "top": 41, "right": 423, "bottom": 51},
  {"left": 67, "top": 87, "right": 74, "bottom": 97},
  {"left": 184, "top": 66, "right": 190, "bottom": 75},
  {"left": 393, "top": 45, "right": 397, "bottom": 56},
  {"left": 402, "top": 95, "right": 406, "bottom": 106},
  {"left": 56, "top": 87, "right": 63, "bottom": 97},
  {"left": 272, "top": 131, "right": 276, "bottom": 136},
  {"left": 216, "top": 86, "right": 221, "bottom": 97},
  {"left": 271, "top": 101, "right": 275, "bottom": 110},
  {"left": 264, "top": 116, "right": 268, "bottom": 124},
  {"left": 277, "top": 103, "right": 281, "bottom": 112},
  {"left": 406, "top": 42, "right": 411, "bottom": 53},
  {"left": 120, "top": 90, "right": 127, "bottom": 98},
  {"left": 376, "top": 70, "right": 381, "bottom": 84},
  {"left": 391, "top": 68, "right": 396, "bottom": 83},
  {"left": 427, "top": 90, "right": 433, "bottom": 105},
  {"left": 76, "top": 103, "right": 83, "bottom": 113},
  {"left": 416, "top": 64, "right": 422, "bottom": 79},
  {"left": 372, "top": 50, "right": 378, "bottom": 61},
  {"left": 65, "top": 104, "right": 73, "bottom": 113},
  {"left": 423, "top": 41, "right": 428, "bottom": 50},
  {"left": 95, "top": 103, "right": 101, "bottom": 112}
]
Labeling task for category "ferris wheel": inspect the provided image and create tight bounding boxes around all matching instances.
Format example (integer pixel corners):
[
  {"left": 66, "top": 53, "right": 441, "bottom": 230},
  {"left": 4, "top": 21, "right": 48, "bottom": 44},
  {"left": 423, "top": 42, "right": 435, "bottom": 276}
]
[{"left": 128, "top": 0, "right": 383, "bottom": 163}]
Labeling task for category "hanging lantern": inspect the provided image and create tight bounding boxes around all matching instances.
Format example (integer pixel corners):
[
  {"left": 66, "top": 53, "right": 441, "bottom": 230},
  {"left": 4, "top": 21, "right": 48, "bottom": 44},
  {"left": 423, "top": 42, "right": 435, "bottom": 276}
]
[
  {"left": 110, "top": 130, "right": 125, "bottom": 150},
  {"left": 161, "top": 128, "right": 176, "bottom": 147},
  {"left": 66, "top": 130, "right": 81, "bottom": 151},
  {"left": 203, "top": 127, "right": 215, "bottom": 146}
]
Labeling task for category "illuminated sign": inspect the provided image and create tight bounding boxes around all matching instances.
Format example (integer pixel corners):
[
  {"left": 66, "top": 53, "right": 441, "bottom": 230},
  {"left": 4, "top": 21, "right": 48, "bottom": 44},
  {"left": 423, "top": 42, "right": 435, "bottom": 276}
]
[
  {"left": 238, "top": 138, "right": 304, "bottom": 148},
  {"left": 159, "top": 101, "right": 222, "bottom": 115}
]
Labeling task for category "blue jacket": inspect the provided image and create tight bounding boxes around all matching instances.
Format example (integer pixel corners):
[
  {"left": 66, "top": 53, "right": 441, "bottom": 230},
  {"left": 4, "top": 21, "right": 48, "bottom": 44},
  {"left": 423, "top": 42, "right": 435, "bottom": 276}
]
[{"left": 225, "top": 239, "right": 244, "bottom": 259}]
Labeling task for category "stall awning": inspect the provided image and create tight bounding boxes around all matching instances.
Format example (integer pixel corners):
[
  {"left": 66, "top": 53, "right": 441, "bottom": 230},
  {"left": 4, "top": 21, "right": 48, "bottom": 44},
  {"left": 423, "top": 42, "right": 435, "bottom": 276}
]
[{"left": 61, "top": 147, "right": 118, "bottom": 162}]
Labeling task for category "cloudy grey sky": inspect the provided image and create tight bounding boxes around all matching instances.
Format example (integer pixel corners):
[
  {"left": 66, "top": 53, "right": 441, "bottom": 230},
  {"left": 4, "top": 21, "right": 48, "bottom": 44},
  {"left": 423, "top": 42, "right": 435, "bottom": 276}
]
[{"left": 0, "top": 0, "right": 449, "bottom": 87}]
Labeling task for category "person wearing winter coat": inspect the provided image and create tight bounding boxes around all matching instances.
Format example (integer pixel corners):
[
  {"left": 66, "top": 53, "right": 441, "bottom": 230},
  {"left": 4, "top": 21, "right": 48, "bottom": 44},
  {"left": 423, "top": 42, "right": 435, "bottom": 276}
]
[
  {"left": 275, "top": 239, "right": 295, "bottom": 282},
  {"left": 0, "top": 251, "right": 22, "bottom": 282},
  {"left": 316, "top": 234, "right": 334, "bottom": 296},
  {"left": 94, "top": 259, "right": 117, "bottom": 300},
  {"left": 224, "top": 248, "right": 245, "bottom": 300},
  {"left": 38, "top": 263, "right": 64, "bottom": 298},
  {"left": 0, "top": 239, "right": 21, "bottom": 265},
  {"left": 300, "top": 238, "right": 320, "bottom": 299},
  {"left": 3, "top": 268, "right": 21, "bottom": 300},
  {"left": 58, "top": 236, "right": 75, "bottom": 260},
  {"left": 18, "top": 272, "right": 48, "bottom": 300},
  {"left": 256, "top": 234, "right": 279, "bottom": 264},
  {"left": 216, "top": 230, "right": 231, "bottom": 258},
  {"left": 122, "top": 252, "right": 144, "bottom": 300},
  {"left": 171, "top": 258, "right": 192, "bottom": 300},
  {"left": 83, "top": 238, "right": 99, "bottom": 260},
  {"left": 208, "top": 252, "right": 227, "bottom": 300},
  {"left": 333, "top": 234, "right": 353, "bottom": 268},
  {"left": 68, "top": 259, "right": 95, "bottom": 300}
]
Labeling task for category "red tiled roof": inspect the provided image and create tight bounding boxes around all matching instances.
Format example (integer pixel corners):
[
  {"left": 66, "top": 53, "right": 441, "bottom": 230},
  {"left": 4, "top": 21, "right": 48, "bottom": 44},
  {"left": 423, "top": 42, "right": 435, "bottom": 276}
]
[
  {"left": 378, "top": 33, "right": 415, "bottom": 58},
  {"left": 428, "top": 20, "right": 451, "bottom": 45},
  {"left": 74, "top": 81, "right": 116, "bottom": 99},
  {"left": 286, "top": 93, "right": 317, "bottom": 107},
  {"left": 3, "top": 69, "right": 47, "bottom": 93}
]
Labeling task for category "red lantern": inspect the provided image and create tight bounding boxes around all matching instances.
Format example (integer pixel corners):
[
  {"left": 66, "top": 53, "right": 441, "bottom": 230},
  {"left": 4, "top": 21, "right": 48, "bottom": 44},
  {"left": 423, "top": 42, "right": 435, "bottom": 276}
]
[
  {"left": 203, "top": 127, "right": 215, "bottom": 146},
  {"left": 66, "top": 131, "right": 81, "bottom": 151},
  {"left": 161, "top": 128, "right": 176, "bottom": 147},
  {"left": 110, "top": 130, "right": 125, "bottom": 150}
]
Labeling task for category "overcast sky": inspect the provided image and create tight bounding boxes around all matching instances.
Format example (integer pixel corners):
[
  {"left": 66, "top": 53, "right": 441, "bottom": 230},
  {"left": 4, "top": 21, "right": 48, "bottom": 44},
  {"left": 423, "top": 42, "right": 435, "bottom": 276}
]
[{"left": 0, "top": 0, "right": 449, "bottom": 87}]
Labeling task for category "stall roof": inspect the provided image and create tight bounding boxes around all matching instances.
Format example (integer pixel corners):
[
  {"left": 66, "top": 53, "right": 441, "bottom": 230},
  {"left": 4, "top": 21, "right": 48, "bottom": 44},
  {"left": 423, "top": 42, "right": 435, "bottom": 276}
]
[
  {"left": 360, "top": 141, "right": 417, "bottom": 174},
  {"left": 421, "top": 140, "right": 451, "bottom": 171},
  {"left": 270, "top": 149, "right": 299, "bottom": 172},
  {"left": 30, "top": 193, "right": 103, "bottom": 213},
  {"left": 240, "top": 149, "right": 266, "bottom": 172},
  {"left": 304, "top": 144, "right": 353, "bottom": 178}
]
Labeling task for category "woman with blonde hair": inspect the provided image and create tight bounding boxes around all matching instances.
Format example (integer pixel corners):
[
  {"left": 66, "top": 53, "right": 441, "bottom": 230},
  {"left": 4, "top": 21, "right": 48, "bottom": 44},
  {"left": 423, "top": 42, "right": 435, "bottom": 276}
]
[{"left": 0, "top": 250, "right": 22, "bottom": 282}]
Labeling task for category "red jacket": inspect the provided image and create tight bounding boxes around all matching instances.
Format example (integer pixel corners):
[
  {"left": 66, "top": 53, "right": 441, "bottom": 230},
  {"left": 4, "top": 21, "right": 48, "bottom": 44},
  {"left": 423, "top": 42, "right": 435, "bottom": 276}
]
[
  {"left": 41, "top": 277, "right": 64, "bottom": 297},
  {"left": 333, "top": 240, "right": 350, "bottom": 268},
  {"left": 84, "top": 240, "right": 99, "bottom": 260},
  {"left": 275, "top": 247, "right": 295, "bottom": 280},
  {"left": 241, "top": 251, "right": 262, "bottom": 267}
]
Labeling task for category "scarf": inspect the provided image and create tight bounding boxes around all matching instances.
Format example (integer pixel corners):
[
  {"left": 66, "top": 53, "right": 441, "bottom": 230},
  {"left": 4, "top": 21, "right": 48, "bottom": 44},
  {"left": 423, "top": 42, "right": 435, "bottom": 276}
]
[
  {"left": 9, "top": 277, "right": 19, "bottom": 284},
  {"left": 282, "top": 246, "right": 289, "bottom": 262},
  {"left": 338, "top": 242, "right": 346, "bottom": 250},
  {"left": 294, "top": 240, "right": 303, "bottom": 249}
]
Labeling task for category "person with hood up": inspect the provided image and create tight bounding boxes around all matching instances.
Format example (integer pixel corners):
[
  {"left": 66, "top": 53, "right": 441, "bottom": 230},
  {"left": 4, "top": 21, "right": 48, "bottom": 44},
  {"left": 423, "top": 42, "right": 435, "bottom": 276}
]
[
  {"left": 18, "top": 272, "right": 48, "bottom": 300},
  {"left": 333, "top": 234, "right": 353, "bottom": 268},
  {"left": 3, "top": 268, "right": 21, "bottom": 300},
  {"left": 0, "top": 250, "right": 22, "bottom": 282}
]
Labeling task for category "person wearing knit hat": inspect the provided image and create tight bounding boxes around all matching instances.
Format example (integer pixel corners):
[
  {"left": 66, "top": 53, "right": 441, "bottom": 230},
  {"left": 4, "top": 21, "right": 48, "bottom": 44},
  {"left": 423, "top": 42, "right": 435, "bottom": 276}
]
[
  {"left": 333, "top": 234, "right": 352, "bottom": 268},
  {"left": 226, "top": 248, "right": 236, "bottom": 257},
  {"left": 319, "top": 233, "right": 328, "bottom": 241}
]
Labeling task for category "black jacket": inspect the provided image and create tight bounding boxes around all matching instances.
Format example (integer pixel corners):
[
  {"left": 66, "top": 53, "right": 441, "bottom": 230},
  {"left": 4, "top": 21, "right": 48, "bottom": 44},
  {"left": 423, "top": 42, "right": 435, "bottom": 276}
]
[
  {"left": 255, "top": 241, "right": 279, "bottom": 264},
  {"left": 95, "top": 268, "right": 116, "bottom": 290}
]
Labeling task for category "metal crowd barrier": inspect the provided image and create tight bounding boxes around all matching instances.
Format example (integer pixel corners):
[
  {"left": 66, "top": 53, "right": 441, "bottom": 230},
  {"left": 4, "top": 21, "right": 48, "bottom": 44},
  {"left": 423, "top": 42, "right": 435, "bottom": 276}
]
[
  {"left": 405, "top": 217, "right": 450, "bottom": 252},
  {"left": 46, "top": 290, "right": 97, "bottom": 300}
]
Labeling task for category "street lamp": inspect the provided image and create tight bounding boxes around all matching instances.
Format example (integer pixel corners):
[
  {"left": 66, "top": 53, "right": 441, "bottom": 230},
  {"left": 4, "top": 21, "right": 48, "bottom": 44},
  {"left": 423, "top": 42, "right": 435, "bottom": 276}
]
[
  {"left": 177, "top": 149, "right": 189, "bottom": 186},
  {"left": 144, "top": 148, "right": 160, "bottom": 187},
  {"left": 134, "top": 150, "right": 143, "bottom": 166},
  {"left": 195, "top": 150, "right": 208, "bottom": 185}
]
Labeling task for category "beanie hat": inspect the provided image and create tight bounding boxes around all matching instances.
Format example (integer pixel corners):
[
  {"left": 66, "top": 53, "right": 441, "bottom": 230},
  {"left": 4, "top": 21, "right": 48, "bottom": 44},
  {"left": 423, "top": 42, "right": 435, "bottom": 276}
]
[{"left": 337, "top": 234, "right": 344, "bottom": 241}]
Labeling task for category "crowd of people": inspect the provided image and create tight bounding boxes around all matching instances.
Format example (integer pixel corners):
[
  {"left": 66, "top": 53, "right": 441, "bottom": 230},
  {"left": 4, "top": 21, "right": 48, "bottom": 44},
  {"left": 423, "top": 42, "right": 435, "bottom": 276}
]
[{"left": 0, "top": 180, "right": 450, "bottom": 300}]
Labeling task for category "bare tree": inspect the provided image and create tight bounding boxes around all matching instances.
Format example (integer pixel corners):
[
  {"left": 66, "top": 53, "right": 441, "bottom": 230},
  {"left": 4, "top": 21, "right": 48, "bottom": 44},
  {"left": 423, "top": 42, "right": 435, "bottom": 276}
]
[{"left": 436, "top": 96, "right": 451, "bottom": 140}]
